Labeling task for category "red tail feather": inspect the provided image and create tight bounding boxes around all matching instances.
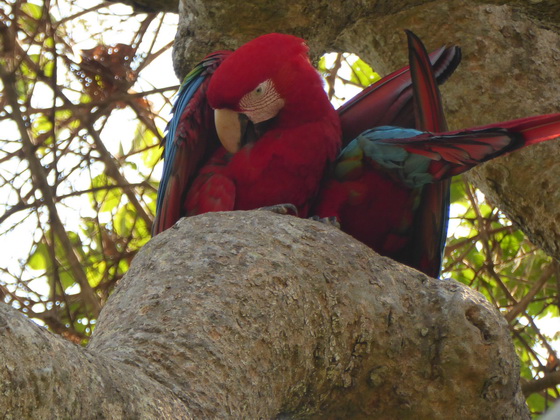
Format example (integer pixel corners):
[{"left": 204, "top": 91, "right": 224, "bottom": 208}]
[
  {"left": 443, "top": 113, "right": 560, "bottom": 147},
  {"left": 504, "top": 114, "right": 560, "bottom": 145},
  {"left": 407, "top": 30, "right": 450, "bottom": 279}
]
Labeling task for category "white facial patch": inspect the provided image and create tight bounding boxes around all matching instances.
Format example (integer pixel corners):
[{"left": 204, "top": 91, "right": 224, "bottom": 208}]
[{"left": 239, "top": 79, "right": 285, "bottom": 124}]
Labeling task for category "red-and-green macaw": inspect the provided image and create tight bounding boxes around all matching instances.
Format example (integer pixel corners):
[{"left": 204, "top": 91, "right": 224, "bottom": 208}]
[
  {"left": 312, "top": 31, "right": 456, "bottom": 277},
  {"left": 154, "top": 31, "right": 560, "bottom": 279},
  {"left": 153, "top": 33, "right": 341, "bottom": 234},
  {"left": 313, "top": 31, "right": 560, "bottom": 277},
  {"left": 153, "top": 32, "right": 460, "bottom": 236}
]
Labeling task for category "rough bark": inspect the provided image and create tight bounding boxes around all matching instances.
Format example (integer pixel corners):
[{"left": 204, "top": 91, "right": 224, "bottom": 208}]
[
  {"left": 2, "top": 212, "right": 529, "bottom": 418},
  {"left": 0, "top": 296, "right": 190, "bottom": 419},
  {"left": 171, "top": 0, "right": 560, "bottom": 261}
]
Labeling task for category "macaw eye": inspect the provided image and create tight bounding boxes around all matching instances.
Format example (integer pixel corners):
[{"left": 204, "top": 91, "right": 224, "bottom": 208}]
[
  {"left": 252, "top": 80, "right": 270, "bottom": 97},
  {"left": 239, "top": 79, "right": 284, "bottom": 124}
]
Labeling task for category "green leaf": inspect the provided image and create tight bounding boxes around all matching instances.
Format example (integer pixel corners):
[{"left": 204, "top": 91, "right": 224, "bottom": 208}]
[
  {"left": 28, "top": 243, "right": 49, "bottom": 270},
  {"left": 54, "top": 109, "right": 73, "bottom": 123},
  {"left": 114, "top": 204, "right": 136, "bottom": 237},
  {"left": 90, "top": 174, "right": 122, "bottom": 213},
  {"left": 349, "top": 58, "right": 380, "bottom": 87},
  {"left": 519, "top": 364, "right": 533, "bottom": 381},
  {"left": 317, "top": 55, "right": 328, "bottom": 76},
  {"left": 499, "top": 230, "right": 521, "bottom": 259},
  {"left": 80, "top": 94, "right": 92, "bottom": 104},
  {"left": 32, "top": 115, "right": 53, "bottom": 136},
  {"left": 60, "top": 270, "right": 76, "bottom": 291},
  {"left": 21, "top": 2, "right": 43, "bottom": 20},
  {"left": 86, "top": 260, "right": 105, "bottom": 288},
  {"left": 450, "top": 177, "right": 467, "bottom": 204},
  {"left": 478, "top": 202, "right": 493, "bottom": 218},
  {"left": 100, "top": 188, "right": 122, "bottom": 213},
  {"left": 44, "top": 36, "right": 55, "bottom": 49},
  {"left": 145, "top": 148, "right": 162, "bottom": 170},
  {"left": 29, "top": 53, "right": 40, "bottom": 64},
  {"left": 145, "top": 189, "right": 158, "bottom": 216},
  {"left": 526, "top": 393, "right": 546, "bottom": 415},
  {"left": 43, "top": 60, "right": 55, "bottom": 78}
]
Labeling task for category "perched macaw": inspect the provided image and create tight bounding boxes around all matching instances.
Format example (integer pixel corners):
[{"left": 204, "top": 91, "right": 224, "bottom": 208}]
[
  {"left": 153, "top": 33, "right": 460, "bottom": 236},
  {"left": 153, "top": 33, "right": 341, "bottom": 234},
  {"left": 154, "top": 31, "right": 560, "bottom": 279},
  {"left": 313, "top": 31, "right": 560, "bottom": 277}
]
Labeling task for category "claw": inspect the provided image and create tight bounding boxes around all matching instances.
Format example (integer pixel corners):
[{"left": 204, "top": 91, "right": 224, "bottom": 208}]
[
  {"left": 309, "top": 215, "right": 341, "bottom": 229},
  {"left": 258, "top": 203, "right": 299, "bottom": 216}
]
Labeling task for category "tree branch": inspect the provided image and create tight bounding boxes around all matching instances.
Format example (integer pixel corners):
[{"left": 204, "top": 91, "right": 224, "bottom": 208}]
[
  {"left": 505, "top": 262, "right": 557, "bottom": 322},
  {"left": 0, "top": 67, "right": 102, "bottom": 315},
  {"left": 523, "top": 371, "right": 560, "bottom": 397}
]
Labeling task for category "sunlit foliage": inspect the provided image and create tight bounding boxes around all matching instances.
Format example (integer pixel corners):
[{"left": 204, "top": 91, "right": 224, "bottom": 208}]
[{"left": 0, "top": 0, "right": 177, "bottom": 342}]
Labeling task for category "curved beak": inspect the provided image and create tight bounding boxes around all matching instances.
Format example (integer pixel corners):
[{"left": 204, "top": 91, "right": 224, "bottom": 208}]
[{"left": 214, "top": 109, "right": 250, "bottom": 154}]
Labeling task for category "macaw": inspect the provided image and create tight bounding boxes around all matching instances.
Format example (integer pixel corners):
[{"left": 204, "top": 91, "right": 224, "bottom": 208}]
[
  {"left": 313, "top": 31, "right": 560, "bottom": 277},
  {"left": 153, "top": 33, "right": 461, "bottom": 236},
  {"left": 154, "top": 31, "right": 560, "bottom": 279},
  {"left": 153, "top": 33, "right": 341, "bottom": 234},
  {"left": 315, "top": 31, "right": 456, "bottom": 277}
]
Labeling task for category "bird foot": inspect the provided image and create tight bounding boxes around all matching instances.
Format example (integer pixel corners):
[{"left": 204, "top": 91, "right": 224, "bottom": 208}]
[
  {"left": 309, "top": 215, "right": 341, "bottom": 229},
  {"left": 258, "top": 203, "right": 299, "bottom": 216}
]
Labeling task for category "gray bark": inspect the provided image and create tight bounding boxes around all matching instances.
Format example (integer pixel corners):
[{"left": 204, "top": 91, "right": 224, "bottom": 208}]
[
  {"left": 1, "top": 212, "right": 529, "bottom": 418},
  {"left": 172, "top": 0, "right": 560, "bottom": 260}
]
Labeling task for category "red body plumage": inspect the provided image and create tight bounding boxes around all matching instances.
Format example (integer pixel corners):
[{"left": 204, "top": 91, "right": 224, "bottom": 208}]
[
  {"left": 154, "top": 34, "right": 340, "bottom": 234},
  {"left": 189, "top": 34, "right": 340, "bottom": 217}
]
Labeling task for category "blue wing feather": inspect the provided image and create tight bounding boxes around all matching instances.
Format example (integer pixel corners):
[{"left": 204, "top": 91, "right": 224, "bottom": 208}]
[
  {"left": 156, "top": 75, "right": 205, "bottom": 214},
  {"left": 153, "top": 51, "right": 231, "bottom": 235},
  {"left": 347, "top": 125, "right": 526, "bottom": 189}
]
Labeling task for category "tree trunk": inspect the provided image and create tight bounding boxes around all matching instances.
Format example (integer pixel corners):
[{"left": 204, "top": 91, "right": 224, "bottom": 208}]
[
  {"left": 1, "top": 212, "right": 529, "bottom": 418},
  {"left": 172, "top": 0, "right": 560, "bottom": 260}
]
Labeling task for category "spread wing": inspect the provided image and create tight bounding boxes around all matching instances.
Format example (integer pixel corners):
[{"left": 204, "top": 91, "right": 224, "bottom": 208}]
[{"left": 337, "top": 41, "right": 461, "bottom": 143}]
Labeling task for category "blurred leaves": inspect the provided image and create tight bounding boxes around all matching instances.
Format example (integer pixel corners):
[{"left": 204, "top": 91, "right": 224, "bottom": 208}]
[
  {"left": 443, "top": 178, "right": 559, "bottom": 414},
  {"left": 72, "top": 43, "right": 136, "bottom": 104},
  {"left": 0, "top": 0, "right": 177, "bottom": 344},
  {"left": 319, "top": 52, "right": 380, "bottom": 104}
]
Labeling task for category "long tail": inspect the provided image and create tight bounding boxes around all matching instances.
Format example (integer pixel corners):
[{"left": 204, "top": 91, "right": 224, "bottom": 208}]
[
  {"left": 468, "top": 113, "right": 560, "bottom": 146},
  {"left": 360, "top": 112, "right": 560, "bottom": 184}
]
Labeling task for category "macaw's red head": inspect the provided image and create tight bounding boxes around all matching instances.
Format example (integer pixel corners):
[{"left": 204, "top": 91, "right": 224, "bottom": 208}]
[{"left": 207, "top": 33, "right": 331, "bottom": 153}]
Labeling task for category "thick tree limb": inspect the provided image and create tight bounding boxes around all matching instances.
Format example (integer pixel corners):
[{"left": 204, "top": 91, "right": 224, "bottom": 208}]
[
  {"left": 0, "top": 302, "right": 190, "bottom": 418},
  {"left": 0, "top": 212, "right": 529, "bottom": 418}
]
